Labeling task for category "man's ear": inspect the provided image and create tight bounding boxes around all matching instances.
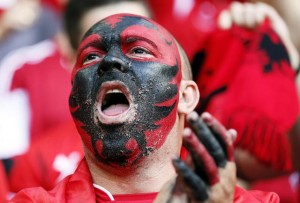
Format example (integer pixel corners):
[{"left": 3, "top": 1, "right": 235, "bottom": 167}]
[{"left": 178, "top": 80, "right": 200, "bottom": 114}]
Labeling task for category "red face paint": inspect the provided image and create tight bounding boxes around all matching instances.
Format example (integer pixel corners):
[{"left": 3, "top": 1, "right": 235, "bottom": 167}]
[
  {"left": 72, "top": 34, "right": 103, "bottom": 81},
  {"left": 69, "top": 14, "right": 182, "bottom": 168}
]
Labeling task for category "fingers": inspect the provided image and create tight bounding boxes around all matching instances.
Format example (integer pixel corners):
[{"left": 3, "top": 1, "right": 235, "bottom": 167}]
[
  {"left": 255, "top": 2, "right": 299, "bottom": 69},
  {"left": 218, "top": 10, "right": 232, "bottom": 30},
  {"left": 172, "top": 156, "right": 209, "bottom": 201},
  {"left": 183, "top": 128, "right": 219, "bottom": 185},
  {"left": 218, "top": 1, "right": 284, "bottom": 29},
  {"left": 172, "top": 111, "right": 235, "bottom": 200},
  {"left": 170, "top": 111, "right": 236, "bottom": 202},
  {"left": 218, "top": 2, "right": 260, "bottom": 29},
  {"left": 229, "top": 2, "right": 246, "bottom": 27},
  {"left": 217, "top": 1, "right": 299, "bottom": 69},
  {"left": 227, "top": 129, "right": 237, "bottom": 143},
  {"left": 201, "top": 112, "right": 235, "bottom": 161},
  {"left": 186, "top": 111, "right": 227, "bottom": 167}
]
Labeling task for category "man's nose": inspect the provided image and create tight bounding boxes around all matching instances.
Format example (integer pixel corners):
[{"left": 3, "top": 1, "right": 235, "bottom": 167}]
[{"left": 98, "top": 54, "right": 128, "bottom": 75}]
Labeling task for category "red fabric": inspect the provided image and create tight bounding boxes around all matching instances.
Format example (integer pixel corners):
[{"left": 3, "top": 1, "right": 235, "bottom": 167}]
[
  {"left": 8, "top": 160, "right": 95, "bottom": 203},
  {"left": 41, "top": 0, "right": 66, "bottom": 13},
  {"left": 7, "top": 159, "right": 279, "bottom": 202},
  {"left": 0, "top": 162, "right": 9, "bottom": 201},
  {"left": 194, "top": 21, "right": 299, "bottom": 171},
  {"left": 10, "top": 45, "right": 72, "bottom": 142},
  {"left": 0, "top": 9, "right": 4, "bottom": 17},
  {"left": 94, "top": 186, "right": 157, "bottom": 202},
  {"left": 147, "top": 0, "right": 231, "bottom": 60},
  {"left": 298, "top": 178, "right": 300, "bottom": 203},
  {"left": 8, "top": 121, "right": 84, "bottom": 192},
  {"left": 234, "top": 187, "right": 280, "bottom": 203},
  {"left": 149, "top": 0, "right": 299, "bottom": 172},
  {"left": 251, "top": 173, "right": 299, "bottom": 203}
]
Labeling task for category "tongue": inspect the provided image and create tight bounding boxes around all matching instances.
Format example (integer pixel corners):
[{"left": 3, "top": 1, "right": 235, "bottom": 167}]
[{"left": 103, "top": 104, "right": 129, "bottom": 116}]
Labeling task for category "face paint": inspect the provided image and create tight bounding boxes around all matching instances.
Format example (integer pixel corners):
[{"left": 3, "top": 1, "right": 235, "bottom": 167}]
[{"left": 69, "top": 14, "right": 182, "bottom": 167}]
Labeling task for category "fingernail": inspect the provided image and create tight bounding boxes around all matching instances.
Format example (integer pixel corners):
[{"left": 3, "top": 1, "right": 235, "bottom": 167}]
[
  {"left": 201, "top": 112, "right": 212, "bottom": 120},
  {"left": 187, "top": 111, "right": 198, "bottom": 122},
  {"left": 183, "top": 128, "right": 192, "bottom": 137},
  {"left": 218, "top": 10, "right": 232, "bottom": 30},
  {"left": 228, "top": 129, "right": 237, "bottom": 141}
]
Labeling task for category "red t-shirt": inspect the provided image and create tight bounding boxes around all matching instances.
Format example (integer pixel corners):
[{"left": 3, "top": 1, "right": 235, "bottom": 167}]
[
  {"left": 94, "top": 184, "right": 157, "bottom": 203},
  {"left": 10, "top": 41, "right": 72, "bottom": 142},
  {"left": 8, "top": 121, "right": 84, "bottom": 192},
  {"left": 7, "top": 159, "right": 280, "bottom": 203}
]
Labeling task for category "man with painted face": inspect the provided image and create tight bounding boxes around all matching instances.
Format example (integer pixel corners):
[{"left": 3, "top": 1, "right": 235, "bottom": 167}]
[{"left": 7, "top": 14, "right": 279, "bottom": 203}]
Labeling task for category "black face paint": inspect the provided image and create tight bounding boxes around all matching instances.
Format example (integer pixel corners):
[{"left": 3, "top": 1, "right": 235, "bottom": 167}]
[{"left": 69, "top": 14, "right": 182, "bottom": 167}]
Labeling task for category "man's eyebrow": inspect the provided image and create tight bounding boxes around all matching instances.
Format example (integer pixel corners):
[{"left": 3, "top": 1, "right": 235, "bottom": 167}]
[
  {"left": 124, "top": 36, "right": 158, "bottom": 49},
  {"left": 78, "top": 37, "right": 103, "bottom": 53}
]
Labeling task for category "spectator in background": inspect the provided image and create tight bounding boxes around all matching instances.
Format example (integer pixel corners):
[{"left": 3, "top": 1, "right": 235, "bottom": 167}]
[
  {"left": 0, "top": 36, "right": 72, "bottom": 159},
  {"left": 255, "top": 3, "right": 300, "bottom": 202},
  {"left": 147, "top": 1, "right": 299, "bottom": 202},
  {"left": 214, "top": 4, "right": 300, "bottom": 203},
  {"left": 0, "top": 0, "right": 63, "bottom": 159},
  {"left": 0, "top": 0, "right": 60, "bottom": 60}
]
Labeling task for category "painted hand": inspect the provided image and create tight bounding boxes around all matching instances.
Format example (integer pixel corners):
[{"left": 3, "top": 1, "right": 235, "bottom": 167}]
[{"left": 154, "top": 111, "right": 237, "bottom": 203}]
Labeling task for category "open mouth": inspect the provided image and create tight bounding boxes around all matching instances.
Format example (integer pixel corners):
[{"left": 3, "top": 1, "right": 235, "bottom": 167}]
[
  {"left": 102, "top": 89, "right": 129, "bottom": 116},
  {"left": 95, "top": 81, "right": 135, "bottom": 124}
]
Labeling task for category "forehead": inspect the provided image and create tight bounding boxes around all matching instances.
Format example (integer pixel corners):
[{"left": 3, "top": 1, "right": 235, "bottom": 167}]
[
  {"left": 80, "top": 3, "right": 151, "bottom": 39},
  {"left": 82, "top": 14, "right": 176, "bottom": 46}
]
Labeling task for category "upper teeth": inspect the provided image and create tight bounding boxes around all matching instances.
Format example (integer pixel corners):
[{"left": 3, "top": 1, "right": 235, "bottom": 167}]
[{"left": 106, "top": 89, "right": 122, "bottom": 94}]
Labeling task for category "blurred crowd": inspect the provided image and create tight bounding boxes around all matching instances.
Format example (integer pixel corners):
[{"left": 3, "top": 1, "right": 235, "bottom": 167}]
[{"left": 0, "top": 0, "right": 299, "bottom": 202}]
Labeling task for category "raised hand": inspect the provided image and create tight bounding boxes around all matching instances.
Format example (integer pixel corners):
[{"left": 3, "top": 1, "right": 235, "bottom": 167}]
[
  {"left": 154, "top": 112, "right": 237, "bottom": 203},
  {"left": 218, "top": 1, "right": 299, "bottom": 70}
]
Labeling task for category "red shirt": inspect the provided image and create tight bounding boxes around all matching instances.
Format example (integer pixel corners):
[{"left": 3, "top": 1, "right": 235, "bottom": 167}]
[
  {"left": 94, "top": 184, "right": 157, "bottom": 203},
  {"left": 251, "top": 173, "right": 299, "bottom": 203},
  {"left": 8, "top": 159, "right": 279, "bottom": 203},
  {"left": 0, "top": 162, "right": 9, "bottom": 201},
  {"left": 10, "top": 40, "right": 72, "bottom": 142},
  {"left": 8, "top": 121, "right": 84, "bottom": 192}
]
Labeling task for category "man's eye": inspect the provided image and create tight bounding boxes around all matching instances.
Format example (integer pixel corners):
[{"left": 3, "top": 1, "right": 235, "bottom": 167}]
[
  {"left": 133, "top": 48, "right": 148, "bottom": 54},
  {"left": 129, "top": 47, "right": 153, "bottom": 58},
  {"left": 83, "top": 54, "right": 101, "bottom": 65}
]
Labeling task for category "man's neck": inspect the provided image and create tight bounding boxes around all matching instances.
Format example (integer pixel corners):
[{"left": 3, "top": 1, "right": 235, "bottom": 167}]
[{"left": 85, "top": 148, "right": 176, "bottom": 194}]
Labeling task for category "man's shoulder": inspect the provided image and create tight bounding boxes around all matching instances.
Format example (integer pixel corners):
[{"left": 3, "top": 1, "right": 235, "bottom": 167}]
[
  {"left": 234, "top": 186, "right": 279, "bottom": 203},
  {"left": 7, "top": 186, "right": 63, "bottom": 203},
  {"left": 6, "top": 175, "right": 71, "bottom": 203},
  {"left": 6, "top": 159, "right": 96, "bottom": 203}
]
